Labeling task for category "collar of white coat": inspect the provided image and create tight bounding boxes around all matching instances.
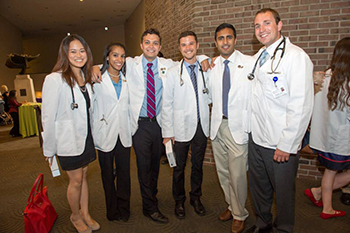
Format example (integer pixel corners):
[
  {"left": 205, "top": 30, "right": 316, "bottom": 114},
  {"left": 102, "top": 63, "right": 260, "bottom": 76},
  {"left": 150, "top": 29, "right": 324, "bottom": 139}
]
[
  {"left": 217, "top": 50, "right": 239, "bottom": 66},
  {"left": 264, "top": 36, "right": 287, "bottom": 57}
]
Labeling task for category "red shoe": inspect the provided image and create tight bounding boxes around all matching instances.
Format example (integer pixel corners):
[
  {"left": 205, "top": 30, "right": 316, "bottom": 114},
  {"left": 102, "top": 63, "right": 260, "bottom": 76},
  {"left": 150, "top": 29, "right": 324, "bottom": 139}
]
[
  {"left": 304, "top": 188, "right": 323, "bottom": 207},
  {"left": 320, "top": 210, "right": 346, "bottom": 219}
]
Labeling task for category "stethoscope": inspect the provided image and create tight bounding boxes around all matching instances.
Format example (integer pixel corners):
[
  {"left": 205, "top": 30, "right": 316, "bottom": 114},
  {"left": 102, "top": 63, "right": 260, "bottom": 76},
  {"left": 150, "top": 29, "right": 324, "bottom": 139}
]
[
  {"left": 70, "top": 87, "right": 78, "bottom": 110},
  {"left": 179, "top": 60, "right": 209, "bottom": 94},
  {"left": 247, "top": 36, "right": 286, "bottom": 80}
]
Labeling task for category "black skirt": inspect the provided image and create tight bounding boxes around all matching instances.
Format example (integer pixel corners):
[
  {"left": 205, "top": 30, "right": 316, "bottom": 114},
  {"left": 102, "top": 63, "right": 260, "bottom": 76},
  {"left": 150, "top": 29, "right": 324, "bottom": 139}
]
[{"left": 58, "top": 87, "right": 96, "bottom": 171}]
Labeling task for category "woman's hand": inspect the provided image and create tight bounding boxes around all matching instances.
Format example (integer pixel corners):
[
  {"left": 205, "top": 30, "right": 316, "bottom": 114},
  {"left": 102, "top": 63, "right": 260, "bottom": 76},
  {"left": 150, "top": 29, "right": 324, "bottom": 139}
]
[{"left": 46, "top": 156, "right": 53, "bottom": 166}]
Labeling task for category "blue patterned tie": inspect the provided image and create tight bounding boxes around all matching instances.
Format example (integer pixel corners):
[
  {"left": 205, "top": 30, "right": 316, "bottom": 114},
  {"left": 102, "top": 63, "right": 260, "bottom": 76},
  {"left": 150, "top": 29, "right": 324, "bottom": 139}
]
[
  {"left": 189, "top": 65, "right": 200, "bottom": 120},
  {"left": 259, "top": 49, "right": 269, "bottom": 67},
  {"left": 222, "top": 60, "right": 230, "bottom": 118}
]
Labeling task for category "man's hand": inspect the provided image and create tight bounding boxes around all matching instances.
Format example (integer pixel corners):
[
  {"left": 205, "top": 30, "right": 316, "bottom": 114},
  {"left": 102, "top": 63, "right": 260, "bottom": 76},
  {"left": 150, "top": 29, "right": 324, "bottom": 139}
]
[
  {"left": 163, "top": 137, "right": 174, "bottom": 146},
  {"left": 274, "top": 148, "right": 290, "bottom": 163},
  {"left": 201, "top": 59, "right": 210, "bottom": 72},
  {"left": 92, "top": 65, "right": 102, "bottom": 83},
  {"left": 209, "top": 56, "right": 218, "bottom": 69}
]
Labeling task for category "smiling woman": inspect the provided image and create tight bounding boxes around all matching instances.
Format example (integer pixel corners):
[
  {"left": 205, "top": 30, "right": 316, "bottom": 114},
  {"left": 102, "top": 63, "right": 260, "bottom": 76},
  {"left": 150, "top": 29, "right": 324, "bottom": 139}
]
[{"left": 41, "top": 34, "right": 99, "bottom": 233}]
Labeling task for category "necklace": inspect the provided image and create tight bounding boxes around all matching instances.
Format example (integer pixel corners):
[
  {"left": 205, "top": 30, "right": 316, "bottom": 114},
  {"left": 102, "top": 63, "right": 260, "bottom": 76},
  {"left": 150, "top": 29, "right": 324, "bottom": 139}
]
[
  {"left": 109, "top": 72, "right": 120, "bottom": 78},
  {"left": 80, "top": 85, "right": 87, "bottom": 92}
]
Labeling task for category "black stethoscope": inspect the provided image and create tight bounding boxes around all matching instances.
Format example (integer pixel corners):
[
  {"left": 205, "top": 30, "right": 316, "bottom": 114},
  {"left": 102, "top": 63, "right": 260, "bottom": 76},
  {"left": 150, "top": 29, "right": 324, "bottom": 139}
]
[
  {"left": 179, "top": 60, "right": 209, "bottom": 94},
  {"left": 70, "top": 87, "right": 78, "bottom": 110},
  {"left": 247, "top": 36, "right": 286, "bottom": 80}
]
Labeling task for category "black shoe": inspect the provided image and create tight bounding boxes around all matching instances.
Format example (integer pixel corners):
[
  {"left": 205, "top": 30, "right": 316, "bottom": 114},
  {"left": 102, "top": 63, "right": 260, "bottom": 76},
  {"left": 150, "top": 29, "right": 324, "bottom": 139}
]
[
  {"left": 175, "top": 203, "right": 185, "bottom": 219},
  {"left": 340, "top": 193, "right": 350, "bottom": 206},
  {"left": 190, "top": 199, "right": 206, "bottom": 216},
  {"left": 244, "top": 225, "right": 272, "bottom": 233},
  {"left": 143, "top": 211, "right": 169, "bottom": 224}
]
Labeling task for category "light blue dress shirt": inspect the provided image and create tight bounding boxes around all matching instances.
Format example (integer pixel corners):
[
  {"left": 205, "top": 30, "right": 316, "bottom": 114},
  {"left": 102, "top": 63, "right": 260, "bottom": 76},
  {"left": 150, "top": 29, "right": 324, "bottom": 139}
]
[{"left": 109, "top": 72, "right": 122, "bottom": 99}]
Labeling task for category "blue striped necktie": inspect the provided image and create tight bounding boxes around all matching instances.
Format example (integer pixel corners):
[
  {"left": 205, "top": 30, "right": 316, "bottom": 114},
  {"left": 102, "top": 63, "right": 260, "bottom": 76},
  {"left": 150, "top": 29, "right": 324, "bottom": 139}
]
[{"left": 189, "top": 65, "right": 200, "bottom": 120}]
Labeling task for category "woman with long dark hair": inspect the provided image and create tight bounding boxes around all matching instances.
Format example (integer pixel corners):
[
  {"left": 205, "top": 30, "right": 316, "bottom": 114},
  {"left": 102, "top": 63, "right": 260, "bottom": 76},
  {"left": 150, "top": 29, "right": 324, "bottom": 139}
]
[
  {"left": 8, "top": 90, "right": 22, "bottom": 137},
  {"left": 305, "top": 37, "right": 350, "bottom": 219},
  {"left": 41, "top": 34, "right": 99, "bottom": 233},
  {"left": 91, "top": 42, "right": 132, "bottom": 221}
]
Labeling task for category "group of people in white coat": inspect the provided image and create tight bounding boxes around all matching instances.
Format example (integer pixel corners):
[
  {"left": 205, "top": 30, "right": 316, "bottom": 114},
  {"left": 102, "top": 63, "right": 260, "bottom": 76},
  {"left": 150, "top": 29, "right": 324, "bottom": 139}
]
[{"left": 40, "top": 7, "right": 349, "bottom": 233}]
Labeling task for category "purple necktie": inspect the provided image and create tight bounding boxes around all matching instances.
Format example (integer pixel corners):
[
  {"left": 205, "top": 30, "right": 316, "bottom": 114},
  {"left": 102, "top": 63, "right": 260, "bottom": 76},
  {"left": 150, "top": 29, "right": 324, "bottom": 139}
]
[{"left": 147, "top": 63, "right": 156, "bottom": 118}]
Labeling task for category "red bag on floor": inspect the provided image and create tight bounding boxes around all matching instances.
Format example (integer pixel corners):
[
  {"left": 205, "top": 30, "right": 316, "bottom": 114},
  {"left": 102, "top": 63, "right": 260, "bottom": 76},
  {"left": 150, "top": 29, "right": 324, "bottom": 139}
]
[{"left": 24, "top": 173, "right": 57, "bottom": 233}]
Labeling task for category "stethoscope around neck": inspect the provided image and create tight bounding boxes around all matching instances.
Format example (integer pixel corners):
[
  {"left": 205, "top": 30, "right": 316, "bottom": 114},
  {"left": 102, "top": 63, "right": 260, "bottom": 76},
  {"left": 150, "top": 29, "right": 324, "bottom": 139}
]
[
  {"left": 247, "top": 36, "right": 286, "bottom": 80},
  {"left": 179, "top": 60, "right": 209, "bottom": 94},
  {"left": 70, "top": 87, "right": 79, "bottom": 110}
]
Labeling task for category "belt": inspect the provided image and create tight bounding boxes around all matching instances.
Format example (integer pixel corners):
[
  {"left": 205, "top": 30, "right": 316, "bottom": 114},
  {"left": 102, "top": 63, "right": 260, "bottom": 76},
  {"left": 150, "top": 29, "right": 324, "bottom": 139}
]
[
  {"left": 138, "top": 116, "right": 157, "bottom": 122},
  {"left": 222, "top": 115, "right": 228, "bottom": 119}
]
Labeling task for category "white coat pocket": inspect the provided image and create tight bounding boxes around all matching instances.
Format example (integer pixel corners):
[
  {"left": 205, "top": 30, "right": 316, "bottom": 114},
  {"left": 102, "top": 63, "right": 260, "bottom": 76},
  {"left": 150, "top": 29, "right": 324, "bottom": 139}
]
[{"left": 55, "top": 120, "right": 77, "bottom": 155}]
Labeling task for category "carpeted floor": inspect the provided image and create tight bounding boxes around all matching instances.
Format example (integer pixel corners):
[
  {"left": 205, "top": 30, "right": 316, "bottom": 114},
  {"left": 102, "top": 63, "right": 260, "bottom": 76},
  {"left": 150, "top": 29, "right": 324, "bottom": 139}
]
[{"left": 0, "top": 125, "right": 349, "bottom": 233}]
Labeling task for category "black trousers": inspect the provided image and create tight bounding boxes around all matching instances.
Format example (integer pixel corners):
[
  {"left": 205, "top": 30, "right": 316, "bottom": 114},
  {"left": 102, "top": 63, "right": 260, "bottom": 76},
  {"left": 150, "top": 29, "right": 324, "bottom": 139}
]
[
  {"left": 98, "top": 138, "right": 131, "bottom": 221},
  {"left": 173, "top": 122, "right": 207, "bottom": 203},
  {"left": 9, "top": 112, "right": 20, "bottom": 136},
  {"left": 133, "top": 119, "right": 163, "bottom": 214},
  {"left": 248, "top": 134, "right": 299, "bottom": 233}
]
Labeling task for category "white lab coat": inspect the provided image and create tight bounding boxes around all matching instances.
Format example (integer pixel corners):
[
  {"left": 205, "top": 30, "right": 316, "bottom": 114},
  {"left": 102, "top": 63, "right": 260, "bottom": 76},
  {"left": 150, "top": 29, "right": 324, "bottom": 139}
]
[
  {"left": 310, "top": 71, "right": 350, "bottom": 155},
  {"left": 208, "top": 51, "right": 255, "bottom": 144},
  {"left": 41, "top": 72, "right": 93, "bottom": 157},
  {"left": 250, "top": 37, "right": 314, "bottom": 153},
  {"left": 91, "top": 72, "right": 131, "bottom": 151},
  {"left": 126, "top": 55, "right": 179, "bottom": 135},
  {"left": 162, "top": 60, "right": 210, "bottom": 141}
]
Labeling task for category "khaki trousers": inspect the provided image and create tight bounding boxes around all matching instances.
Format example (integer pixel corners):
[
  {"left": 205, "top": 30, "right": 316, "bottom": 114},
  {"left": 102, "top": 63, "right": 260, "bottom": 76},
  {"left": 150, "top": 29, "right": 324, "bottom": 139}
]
[{"left": 211, "top": 119, "right": 249, "bottom": 220}]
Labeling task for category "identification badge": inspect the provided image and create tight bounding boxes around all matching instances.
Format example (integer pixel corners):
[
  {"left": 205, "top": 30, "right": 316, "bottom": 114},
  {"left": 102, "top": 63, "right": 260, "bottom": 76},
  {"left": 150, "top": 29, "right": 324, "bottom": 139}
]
[{"left": 272, "top": 85, "right": 287, "bottom": 98}]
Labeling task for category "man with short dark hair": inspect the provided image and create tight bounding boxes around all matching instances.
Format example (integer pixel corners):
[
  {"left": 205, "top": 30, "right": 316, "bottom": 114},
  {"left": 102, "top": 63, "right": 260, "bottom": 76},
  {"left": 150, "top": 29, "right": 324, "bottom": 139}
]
[
  {"left": 246, "top": 8, "right": 314, "bottom": 233},
  {"left": 208, "top": 23, "right": 254, "bottom": 233},
  {"left": 162, "top": 30, "right": 209, "bottom": 219}
]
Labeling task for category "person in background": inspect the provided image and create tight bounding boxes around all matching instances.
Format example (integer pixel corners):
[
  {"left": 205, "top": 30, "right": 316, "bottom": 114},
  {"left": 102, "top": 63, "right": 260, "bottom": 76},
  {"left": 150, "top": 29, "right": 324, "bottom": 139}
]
[
  {"left": 1, "top": 85, "right": 9, "bottom": 112},
  {"left": 8, "top": 90, "right": 22, "bottom": 137},
  {"left": 41, "top": 34, "right": 99, "bottom": 233},
  {"left": 247, "top": 8, "right": 314, "bottom": 233},
  {"left": 91, "top": 42, "right": 132, "bottom": 222},
  {"left": 305, "top": 37, "right": 350, "bottom": 219}
]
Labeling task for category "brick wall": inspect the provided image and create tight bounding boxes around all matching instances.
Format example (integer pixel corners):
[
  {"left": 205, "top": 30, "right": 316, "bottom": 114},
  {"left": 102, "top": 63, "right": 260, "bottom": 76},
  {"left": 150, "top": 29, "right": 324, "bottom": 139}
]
[{"left": 144, "top": 0, "right": 350, "bottom": 179}]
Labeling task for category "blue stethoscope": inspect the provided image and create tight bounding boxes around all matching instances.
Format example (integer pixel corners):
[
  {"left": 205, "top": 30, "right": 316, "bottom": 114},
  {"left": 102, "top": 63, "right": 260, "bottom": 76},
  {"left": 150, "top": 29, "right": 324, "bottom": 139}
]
[
  {"left": 179, "top": 60, "right": 209, "bottom": 94},
  {"left": 247, "top": 36, "right": 286, "bottom": 80}
]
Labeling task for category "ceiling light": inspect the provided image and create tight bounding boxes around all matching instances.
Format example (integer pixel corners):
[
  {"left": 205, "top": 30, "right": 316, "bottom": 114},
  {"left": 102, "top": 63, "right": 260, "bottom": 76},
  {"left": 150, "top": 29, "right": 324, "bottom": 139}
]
[
  {"left": 67, "top": 32, "right": 70, "bottom": 36},
  {"left": 105, "top": 27, "right": 108, "bottom": 31}
]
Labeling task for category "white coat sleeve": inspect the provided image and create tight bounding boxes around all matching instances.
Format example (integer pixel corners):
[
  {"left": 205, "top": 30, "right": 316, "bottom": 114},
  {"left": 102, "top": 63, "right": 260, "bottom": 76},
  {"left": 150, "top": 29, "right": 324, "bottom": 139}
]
[
  {"left": 277, "top": 51, "right": 314, "bottom": 153},
  {"left": 161, "top": 69, "right": 175, "bottom": 138},
  {"left": 41, "top": 74, "right": 61, "bottom": 157}
]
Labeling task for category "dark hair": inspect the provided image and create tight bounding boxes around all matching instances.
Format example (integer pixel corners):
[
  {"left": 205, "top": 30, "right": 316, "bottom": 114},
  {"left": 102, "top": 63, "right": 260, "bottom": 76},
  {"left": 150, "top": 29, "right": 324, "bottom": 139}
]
[
  {"left": 8, "top": 90, "right": 17, "bottom": 102},
  {"left": 100, "top": 42, "right": 127, "bottom": 77},
  {"left": 178, "top": 31, "right": 198, "bottom": 44},
  {"left": 327, "top": 37, "right": 350, "bottom": 110},
  {"left": 52, "top": 34, "right": 93, "bottom": 88},
  {"left": 141, "top": 28, "right": 162, "bottom": 44},
  {"left": 255, "top": 8, "right": 281, "bottom": 24},
  {"left": 214, "top": 23, "right": 237, "bottom": 41}
]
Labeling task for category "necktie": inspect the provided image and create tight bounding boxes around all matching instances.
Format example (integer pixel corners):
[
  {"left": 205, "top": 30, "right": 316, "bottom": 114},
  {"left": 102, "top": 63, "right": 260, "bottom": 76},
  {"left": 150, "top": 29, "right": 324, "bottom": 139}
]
[
  {"left": 146, "top": 63, "right": 156, "bottom": 118},
  {"left": 259, "top": 49, "right": 269, "bottom": 67},
  {"left": 222, "top": 60, "right": 230, "bottom": 118},
  {"left": 189, "top": 65, "right": 200, "bottom": 120}
]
